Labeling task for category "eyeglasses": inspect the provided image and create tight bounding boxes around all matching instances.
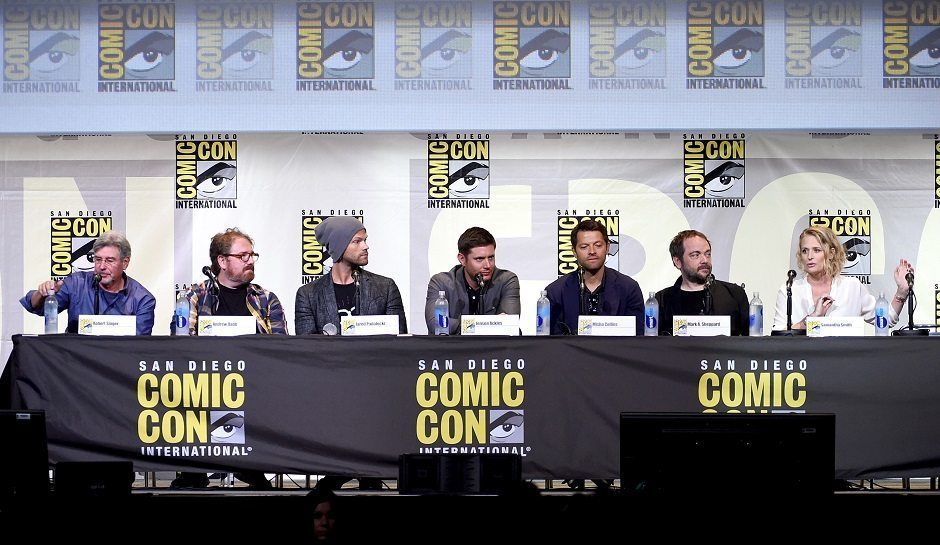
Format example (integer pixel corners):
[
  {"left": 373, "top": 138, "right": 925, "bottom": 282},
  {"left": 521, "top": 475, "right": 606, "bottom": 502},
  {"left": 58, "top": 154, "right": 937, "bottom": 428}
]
[
  {"left": 90, "top": 255, "right": 121, "bottom": 265},
  {"left": 223, "top": 252, "right": 260, "bottom": 263}
]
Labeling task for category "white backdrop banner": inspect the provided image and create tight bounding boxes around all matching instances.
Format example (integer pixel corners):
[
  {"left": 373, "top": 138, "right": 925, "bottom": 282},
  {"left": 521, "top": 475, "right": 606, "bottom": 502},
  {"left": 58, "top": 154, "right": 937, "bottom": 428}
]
[{"left": 2, "top": 131, "right": 939, "bottom": 368}]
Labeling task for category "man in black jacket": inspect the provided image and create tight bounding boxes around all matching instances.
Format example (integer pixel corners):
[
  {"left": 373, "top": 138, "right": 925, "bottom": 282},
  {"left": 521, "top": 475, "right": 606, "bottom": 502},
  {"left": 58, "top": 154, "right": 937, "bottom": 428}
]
[{"left": 655, "top": 229, "right": 749, "bottom": 336}]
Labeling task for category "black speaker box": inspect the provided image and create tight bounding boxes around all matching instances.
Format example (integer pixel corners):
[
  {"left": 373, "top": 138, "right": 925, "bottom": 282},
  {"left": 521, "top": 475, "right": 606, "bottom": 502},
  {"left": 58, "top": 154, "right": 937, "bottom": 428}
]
[
  {"left": 399, "top": 453, "right": 521, "bottom": 495},
  {"left": 0, "top": 410, "right": 49, "bottom": 502},
  {"left": 55, "top": 461, "right": 134, "bottom": 498}
]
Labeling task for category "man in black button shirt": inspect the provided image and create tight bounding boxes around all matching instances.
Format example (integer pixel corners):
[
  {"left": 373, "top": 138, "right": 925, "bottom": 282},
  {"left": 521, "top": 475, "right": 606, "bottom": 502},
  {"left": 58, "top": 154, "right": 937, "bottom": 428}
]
[{"left": 655, "top": 229, "right": 749, "bottom": 336}]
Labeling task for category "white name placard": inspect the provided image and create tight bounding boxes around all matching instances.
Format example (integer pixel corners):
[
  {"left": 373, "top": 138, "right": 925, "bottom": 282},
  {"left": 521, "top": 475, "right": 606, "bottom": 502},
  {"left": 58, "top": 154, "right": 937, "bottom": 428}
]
[
  {"left": 461, "top": 315, "right": 520, "bottom": 336},
  {"left": 341, "top": 315, "right": 400, "bottom": 336},
  {"left": 576, "top": 316, "right": 636, "bottom": 336},
  {"left": 806, "top": 316, "right": 865, "bottom": 337},
  {"left": 78, "top": 315, "right": 136, "bottom": 336},
  {"left": 672, "top": 315, "right": 731, "bottom": 336},
  {"left": 197, "top": 316, "right": 256, "bottom": 336}
]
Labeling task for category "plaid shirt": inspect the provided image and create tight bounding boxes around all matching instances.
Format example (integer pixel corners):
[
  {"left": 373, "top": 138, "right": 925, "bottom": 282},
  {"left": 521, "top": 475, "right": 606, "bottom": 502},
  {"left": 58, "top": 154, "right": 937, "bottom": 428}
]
[{"left": 182, "top": 280, "right": 288, "bottom": 335}]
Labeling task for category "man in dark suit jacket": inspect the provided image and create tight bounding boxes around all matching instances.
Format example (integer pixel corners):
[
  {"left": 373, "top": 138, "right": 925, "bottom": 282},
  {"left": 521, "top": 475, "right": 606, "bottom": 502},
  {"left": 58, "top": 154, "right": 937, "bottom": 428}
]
[
  {"left": 655, "top": 229, "right": 749, "bottom": 336},
  {"left": 545, "top": 219, "right": 644, "bottom": 335},
  {"left": 294, "top": 216, "right": 406, "bottom": 335},
  {"left": 424, "top": 226, "right": 520, "bottom": 335}
]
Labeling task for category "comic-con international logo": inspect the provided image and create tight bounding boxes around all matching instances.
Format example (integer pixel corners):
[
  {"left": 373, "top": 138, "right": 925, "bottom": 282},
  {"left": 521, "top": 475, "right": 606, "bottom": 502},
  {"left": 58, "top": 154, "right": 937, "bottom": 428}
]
[
  {"left": 394, "top": 1, "right": 472, "bottom": 91},
  {"left": 300, "top": 211, "right": 364, "bottom": 284},
  {"left": 296, "top": 2, "right": 376, "bottom": 91},
  {"left": 935, "top": 137, "right": 940, "bottom": 209},
  {"left": 698, "top": 359, "right": 808, "bottom": 413},
  {"left": 49, "top": 213, "right": 113, "bottom": 280},
  {"left": 493, "top": 1, "right": 572, "bottom": 90},
  {"left": 97, "top": 0, "right": 176, "bottom": 92},
  {"left": 934, "top": 284, "right": 939, "bottom": 328},
  {"left": 137, "top": 360, "right": 253, "bottom": 458},
  {"left": 784, "top": 0, "right": 863, "bottom": 89},
  {"left": 2, "top": 0, "right": 80, "bottom": 93},
  {"left": 588, "top": 1, "right": 666, "bottom": 90},
  {"left": 195, "top": 2, "right": 274, "bottom": 92},
  {"left": 883, "top": 0, "right": 940, "bottom": 88},
  {"left": 556, "top": 212, "right": 620, "bottom": 275},
  {"left": 415, "top": 358, "right": 530, "bottom": 456},
  {"left": 427, "top": 134, "right": 491, "bottom": 208},
  {"left": 175, "top": 134, "right": 239, "bottom": 209},
  {"left": 686, "top": 0, "right": 766, "bottom": 89},
  {"left": 809, "top": 212, "right": 872, "bottom": 279},
  {"left": 682, "top": 134, "right": 746, "bottom": 208}
]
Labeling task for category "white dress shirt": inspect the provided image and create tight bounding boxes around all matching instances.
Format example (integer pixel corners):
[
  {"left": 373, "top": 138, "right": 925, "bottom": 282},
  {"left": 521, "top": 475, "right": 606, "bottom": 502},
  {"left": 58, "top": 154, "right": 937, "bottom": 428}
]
[{"left": 772, "top": 275, "right": 899, "bottom": 330}]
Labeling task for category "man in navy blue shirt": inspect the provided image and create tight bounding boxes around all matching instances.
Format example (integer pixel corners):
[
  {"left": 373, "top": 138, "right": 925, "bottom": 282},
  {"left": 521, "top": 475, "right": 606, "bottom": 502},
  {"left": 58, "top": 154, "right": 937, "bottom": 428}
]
[{"left": 20, "top": 230, "right": 155, "bottom": 335}]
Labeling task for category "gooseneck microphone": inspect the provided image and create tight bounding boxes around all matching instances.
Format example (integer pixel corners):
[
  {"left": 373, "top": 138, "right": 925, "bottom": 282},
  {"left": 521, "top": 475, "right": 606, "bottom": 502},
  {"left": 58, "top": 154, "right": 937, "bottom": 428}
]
[
  {"left": 905, "top": 271, "right": 914, "bottom": 289},
  {"left": 202, "top": 266, "right": 220, "bottom": 313},
  {"left": 786, "top": 269, "right": 796, "bottom": 331},
  {"left": 702, "top": 274, "right": 715, "bottom": 315},
  {"left": 474, "top": 273, "right": 485, "bottom": 292},
  {"left": 93, "top": 274, "right": 101, "bottom": 314},
  {"left": 352, "top": 268, "right": 361, "bottom": 316}
]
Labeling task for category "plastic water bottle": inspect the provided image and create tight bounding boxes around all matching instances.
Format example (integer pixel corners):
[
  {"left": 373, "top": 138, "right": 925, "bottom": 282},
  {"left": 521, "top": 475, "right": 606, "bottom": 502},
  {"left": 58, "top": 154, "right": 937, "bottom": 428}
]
[
  {"left": 748, "top": 291, "right": 763, "bottom": 336},
  {"left": 874, "top": 291, "right": 889, "bottom": 336},
  {"left": 644, "top": 292, "right": 659, "bottom": 336},
  {"left": 536, "top": 290, "right": 550, "bottom": 335},
  {"left": 43, "top": 288, "right": 58, "bottom": 334},
  {"left": 433, "top": 291, "right": 449, "bottom": 335},
  {"left": 174, "top": 292, "right": 190, "bottom": 336}
]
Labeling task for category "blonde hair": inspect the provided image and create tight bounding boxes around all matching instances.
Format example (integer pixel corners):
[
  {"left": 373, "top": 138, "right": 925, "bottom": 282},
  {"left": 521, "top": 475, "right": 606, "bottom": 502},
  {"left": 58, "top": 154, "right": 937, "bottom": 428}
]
[{"left": 797, "top": 225, "right": 845, "bottom": 277}]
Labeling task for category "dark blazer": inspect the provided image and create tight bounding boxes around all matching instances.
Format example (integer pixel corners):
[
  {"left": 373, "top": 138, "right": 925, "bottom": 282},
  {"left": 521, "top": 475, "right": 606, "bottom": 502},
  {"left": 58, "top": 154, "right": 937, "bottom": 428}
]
[
  {"left": 655, "top": 277, "right": 749, "bottom": 336},
  {"left": 544, "top": 267, "right": 644, "bottom": 335},
  {"left": 294, "top": 269, "right": 407, "bottom": 335},
  {"left": 424, "top": 265, "right": 520, "bottom": 335}
]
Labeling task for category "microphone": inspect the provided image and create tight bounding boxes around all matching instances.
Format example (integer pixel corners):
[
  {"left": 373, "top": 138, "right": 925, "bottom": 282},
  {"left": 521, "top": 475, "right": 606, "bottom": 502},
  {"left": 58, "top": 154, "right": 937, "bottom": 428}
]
[
  {"left": 352, "top": 268, "right": 361, "bottom": 316},
  {"left": 905, "top": 271, "right": 914, "bottom": 289},
  {"left": 202, "top": 265, "right": 217, "bottom": 284},
  {"left": 703, "top": 274, "right": 715, "bottom": 316},
  {"left": 93, "top": 274, "right": 101, "bottom": 315},
  {"left": 786, "top": 269, "right": 796, "bottom": 289},
  {"left": 322, "top": 323, "right": 338, "bottom": 336},
  {"left": 474, "top": 273, "right": 486, "bottom": 291},
  {"left": 202, "top": 265, "right": 219, "bottom": 313},
  {"left": 704, "top": 274, "right": 715, "bottom": 289}
]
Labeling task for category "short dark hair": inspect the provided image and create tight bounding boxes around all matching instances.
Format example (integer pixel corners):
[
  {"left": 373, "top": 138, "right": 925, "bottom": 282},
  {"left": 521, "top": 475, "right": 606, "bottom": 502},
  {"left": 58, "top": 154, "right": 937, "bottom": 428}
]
[
  {"left": 457, "top": 226, "right": 496, "bottom": 255},
  {"left": 570, "top": 219, "right": 610, "bottom": 247},
  {"left": 669, "top": 229, "right": 710, "bottom": 260},
  {"left": 210, "top": 227, "right": 253, "bottom": 275}
]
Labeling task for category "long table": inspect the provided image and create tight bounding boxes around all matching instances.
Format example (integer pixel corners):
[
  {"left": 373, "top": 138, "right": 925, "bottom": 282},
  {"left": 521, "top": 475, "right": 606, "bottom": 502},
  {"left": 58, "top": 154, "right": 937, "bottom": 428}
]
[{"left": 5, "top": 334, "right": 940, "bottom": 479}]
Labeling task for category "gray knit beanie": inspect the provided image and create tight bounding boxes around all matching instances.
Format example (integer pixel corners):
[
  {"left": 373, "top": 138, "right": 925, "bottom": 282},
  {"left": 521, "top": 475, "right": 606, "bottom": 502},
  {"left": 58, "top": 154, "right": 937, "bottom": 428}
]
[{"left": 315, "top": 217, "right": 366, "bottom": 262}]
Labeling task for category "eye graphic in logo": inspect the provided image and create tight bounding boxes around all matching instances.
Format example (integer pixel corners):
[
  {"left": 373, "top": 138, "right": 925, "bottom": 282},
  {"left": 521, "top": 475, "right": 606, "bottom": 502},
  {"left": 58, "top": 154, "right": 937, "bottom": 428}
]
[
  {"left": 712, "top": 28, "right": 763, "bottom": 76},
  {"left": 196, "top": 162, "right": 237, "bottom": 199},
  {"left": 909, "top": 26, "right": 940, "bottom": 76},
  {"left": 210, "top": 411, "right": 245, "bottom": 444},
  {"left": 489, "top": 410, "right": 524, "bottom": 443},
  {"left": 703, "top": 161, "right": 744, "bottom": 198},
  {"left": 29, "top": 32, "right": 80, "bottom": 81},
  {"left": 811, "top": 28, "right": 860, "bottom": 76},
  {"left": 448, "top": 161, "right": 489, "bottom": 197},
  {"left": 606, "top": 236, "right": 620, "bottom": 269},
  {"left": 124, "top": 30, "right": 175, "bottom": 80},
  {"left": 422, "top": 29, "right": 471, "bottom": 78},
  {"left": 223, "top": 31, "right": 273, "bottom": 79},
  {"left": 615, "top": 28, "right": 665, "bottom": 76},
  {"left": 323, "top": 30, "right": 374, "bottom": 78},
  {"left": 71, "top": 238, "right": 97, "bottom": 273},
  {"left": 519, "top": 29, "right": 570, "bottom": 77},
  {"left": 841, "top": 237, "right": 870, "bottom": 272}
]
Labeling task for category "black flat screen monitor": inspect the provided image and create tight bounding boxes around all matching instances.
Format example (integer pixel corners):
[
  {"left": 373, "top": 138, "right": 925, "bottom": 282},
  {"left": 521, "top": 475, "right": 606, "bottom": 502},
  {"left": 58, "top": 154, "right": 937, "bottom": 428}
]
[
  {"left": 620, "top": 412, "right": 834, "bottom": 498},
  {"left": 0, "top": 410, "right": 49, "bottom": 502}
]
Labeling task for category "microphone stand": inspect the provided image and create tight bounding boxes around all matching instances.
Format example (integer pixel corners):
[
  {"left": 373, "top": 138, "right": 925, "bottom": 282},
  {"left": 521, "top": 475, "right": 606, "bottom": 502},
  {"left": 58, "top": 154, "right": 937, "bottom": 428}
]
[
  {"left": 893, "top": 282, "right": 928, "bottom": 336},
  {"left": 94, "top": 275, "right": 101, "bottom": 315},
  {"left": 772, "top": 272, "right": 805, "bottom": 336}
]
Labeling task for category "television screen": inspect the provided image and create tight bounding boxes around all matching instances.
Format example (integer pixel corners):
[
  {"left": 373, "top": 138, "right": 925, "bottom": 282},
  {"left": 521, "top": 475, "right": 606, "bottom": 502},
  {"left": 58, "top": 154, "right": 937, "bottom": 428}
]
[
  {"left": 620, "top": 412, "right": 834, "bottom": 498},
  {"left": 0, "top": 410, "right": 49, "bottom": 503}
]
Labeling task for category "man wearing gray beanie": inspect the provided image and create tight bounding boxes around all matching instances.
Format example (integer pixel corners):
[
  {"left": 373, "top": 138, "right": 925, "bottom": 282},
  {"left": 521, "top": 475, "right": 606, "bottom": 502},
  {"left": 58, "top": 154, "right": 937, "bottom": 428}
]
[
  {"left": 294, "top": 216, "right": 407, "bottom": 336},
  {"left": 294, "top": 216, "right": 406, "bottom": 491}
]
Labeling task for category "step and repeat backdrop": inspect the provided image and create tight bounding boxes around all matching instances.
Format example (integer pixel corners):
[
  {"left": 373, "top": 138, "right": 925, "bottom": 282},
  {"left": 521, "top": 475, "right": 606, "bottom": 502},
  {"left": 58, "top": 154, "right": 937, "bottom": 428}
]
[
  {"left": 1, "top": 131, "right": 939, "bottom": 369},
  {"left": 0, "top": 0, "right": 938, "bottom": 132}
]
